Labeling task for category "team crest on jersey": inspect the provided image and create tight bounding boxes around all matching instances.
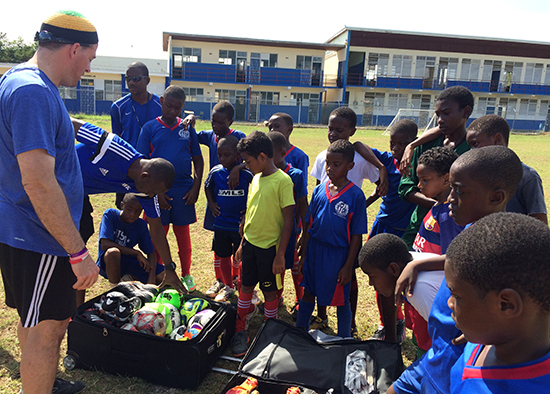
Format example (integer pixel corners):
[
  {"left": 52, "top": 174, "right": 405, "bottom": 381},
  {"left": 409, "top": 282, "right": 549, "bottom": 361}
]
[
  {"left": 424, "top": 216, "right": 436, "bottom": 231},
  {"left": 218, "top": 189, "right": 245, "bottom": 197},
  {"left": 178, "top": 129, "right": 190, "bottom": 139},
  {"left": 334, "top": 201, "right": 349, "bottom": 219}
]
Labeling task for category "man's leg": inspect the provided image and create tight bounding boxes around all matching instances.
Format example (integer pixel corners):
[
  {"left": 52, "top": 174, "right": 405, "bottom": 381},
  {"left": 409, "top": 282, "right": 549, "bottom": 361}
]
[{"left": 19, "top": 318, "right": 69, "bottom": 394}]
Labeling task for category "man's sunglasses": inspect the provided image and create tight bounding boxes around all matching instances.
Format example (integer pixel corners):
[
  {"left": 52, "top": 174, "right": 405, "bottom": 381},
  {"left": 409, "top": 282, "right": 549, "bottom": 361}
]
[
  {"left": 34, "top": 30, "right": 75, "bottom": 44},
  {"left": 125, "top": 76, "right": 148, "bottom": 83}
]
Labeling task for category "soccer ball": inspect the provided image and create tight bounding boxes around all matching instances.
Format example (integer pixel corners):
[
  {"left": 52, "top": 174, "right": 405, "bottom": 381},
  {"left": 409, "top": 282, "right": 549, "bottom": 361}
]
[
  {"left": 121, "top": 323, "right": 138, "bottom": 332},
  {"left": 181, "top": 323, "right": 203, "bottom": 341},
  {"left": 187, "top": 308, "right": 216, "bottom": 328},
  {"left": 156, "top": 289, "right": 182, "bottom": 309},
  {"left": 180, "top": 298, "right": 210, "bottom": 326},
  {"left": 170, "top": 324, "right": 188, "bottom": 341},
  {"left": 131, "top": 306, "right": 166, "bottom": 336},
  {"left": 144, "top": 302, "right": 181, "bottom": 336}
]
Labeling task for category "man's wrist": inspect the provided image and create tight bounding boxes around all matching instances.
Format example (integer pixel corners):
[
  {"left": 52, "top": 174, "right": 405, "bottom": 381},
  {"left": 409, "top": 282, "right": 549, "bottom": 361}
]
[{"left": 165, "top": 261, "right": 176, "bottom": 270}]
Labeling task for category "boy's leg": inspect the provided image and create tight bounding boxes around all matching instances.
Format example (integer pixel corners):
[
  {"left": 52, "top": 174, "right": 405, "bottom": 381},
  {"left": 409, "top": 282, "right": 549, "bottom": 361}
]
[
  {"left": 213, "top": 252, "right": 223, "bottom": 282},
  {"left": 379, "top": 293, "right": 398, "bottom": 342},
  {"left": 236, "top": 239, "right": 260, "bottom": 333},
  {"left": 296, "top": 290, "right": 315, "bottom": 329},
  {"left": 103, "top": 247, "right": 122, "bottom": 285},
  {"left": 173, "top": 224, "right": 192, "bottom": 277},
  {"left": 350, "top": 274, "right": 358, "bottom": 330},
  {"left": 376, "top": 291, "right": 405, "bottom": 326},
  {"left": 263, "top": 290, "right": 279, "bottom": 320},
  {"left": 291, "top": 252, "right": 304, "bottom": 303},
  {"left": 336, "top": 303, "right": 352, "bottom": 338}
]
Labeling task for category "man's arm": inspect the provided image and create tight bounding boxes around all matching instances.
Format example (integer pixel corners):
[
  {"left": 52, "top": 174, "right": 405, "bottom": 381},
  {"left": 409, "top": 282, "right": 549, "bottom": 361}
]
[
  {"left": 272, "top": 205, "right": 295, "bottom": 275},
  {"left": 353, "top": 141, "right": 388, "bottom": 196},
  {"left": 17, "top": 149, "right": 98, "bottom": 290},
  {"left": 110, "top": 103, "right": 122, "bottom": 136}
]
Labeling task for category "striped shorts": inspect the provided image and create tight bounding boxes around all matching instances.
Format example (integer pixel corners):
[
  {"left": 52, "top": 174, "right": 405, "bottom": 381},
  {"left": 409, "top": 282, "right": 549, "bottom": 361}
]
[{"left": 0, "top": 243, "right": 76, "bottom": 327}]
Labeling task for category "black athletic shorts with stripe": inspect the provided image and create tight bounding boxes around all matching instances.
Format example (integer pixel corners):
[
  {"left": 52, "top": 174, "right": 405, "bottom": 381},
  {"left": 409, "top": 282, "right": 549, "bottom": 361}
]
[{"left": 0, "top": 243, "right": 76, "bottom": 327}]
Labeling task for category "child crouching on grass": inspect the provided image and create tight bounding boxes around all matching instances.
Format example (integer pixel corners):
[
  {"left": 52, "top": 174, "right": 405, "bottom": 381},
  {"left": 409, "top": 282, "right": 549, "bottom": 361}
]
[{"left": 297, "top": 139, "right": 367, "bottom": 338}]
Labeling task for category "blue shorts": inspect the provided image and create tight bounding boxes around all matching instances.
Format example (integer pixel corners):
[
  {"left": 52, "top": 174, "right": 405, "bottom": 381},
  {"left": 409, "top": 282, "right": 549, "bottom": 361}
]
[
  {"left": 392, "top": 357, "right": 423, "bottom": 394},
  {"left": 160, "top": 187, "right": 197, "bottom": 226},
  {"left": 97, "top": 253, "right": 165, "bottom": 284},
  {"left": 301, "top": 237, "right": 350, "bottom": 306},
  {"left": 368, "top": 217, "right": 406, "bottom": 239}
]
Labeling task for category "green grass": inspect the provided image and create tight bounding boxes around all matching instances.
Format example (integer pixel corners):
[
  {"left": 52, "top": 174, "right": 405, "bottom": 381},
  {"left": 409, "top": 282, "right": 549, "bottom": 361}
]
[{"left": 0, "top": 115, "right": 549, "bottom": 393}]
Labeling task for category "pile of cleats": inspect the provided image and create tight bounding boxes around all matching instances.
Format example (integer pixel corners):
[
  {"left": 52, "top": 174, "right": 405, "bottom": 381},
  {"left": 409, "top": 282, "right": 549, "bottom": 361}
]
[{"left": 205, "top": 279, "right": 235, "bottom": 302}]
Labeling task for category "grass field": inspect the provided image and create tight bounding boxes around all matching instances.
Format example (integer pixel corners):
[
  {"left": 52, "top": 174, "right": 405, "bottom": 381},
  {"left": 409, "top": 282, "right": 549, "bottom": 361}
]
[{"left": 1, "top": 116, "right": 549, "bottom": 393}]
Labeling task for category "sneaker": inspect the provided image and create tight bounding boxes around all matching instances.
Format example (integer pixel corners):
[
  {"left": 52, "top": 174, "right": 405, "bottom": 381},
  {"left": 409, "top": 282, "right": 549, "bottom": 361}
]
[
  {"left": 251, "top": 289, "right": 261, "bottom": 305},
  {"left": 370, "top": 319, "right": 406, "bottom": 343},
  {"left": 214, "top": 285, "right": 234, "bottom": 302},
  {"left": 181, "top": 274, "right": 196, "bottom": 293},
  {"left": 309, "top": 316, "right": 328, "bottom": 330},
  {"left": 245, "top": 304, "right": 258, "bottom": 330},
  {"left": 205, "top": 279, "right": 225, "bottom": 298},
  {"left": 290, "top": 302, "right": 299, "bottom": 321},
  {"left": 52, "top": 378, "right": 86, "bottom": 394},
  {"left": 351, "top": 326, "right": 360, "bottom": 340},
  {"left": 231, "top": 330, "right": 249, "bottom": 357},
  {"left": 370, "top": 325, "right": 386, "bottom": 341}
]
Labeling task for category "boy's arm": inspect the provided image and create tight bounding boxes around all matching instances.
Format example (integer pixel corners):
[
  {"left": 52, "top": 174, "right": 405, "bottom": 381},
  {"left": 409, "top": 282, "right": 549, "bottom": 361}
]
[
  {"left": 297, "top": 224, "right": 310, "bottom": 275},
  {"left": 394, "top": 254, "right": 445, "bottom": 306},
  {"left": 337, "top": 233, "right": 361, "bottom": 286},
  {"left": 400, "top": 126, "right": 442, "bottom": 176},
  {"left": 110, "top": 103, "right": 122, "bottom": 136},
  {"left": 184, "top": 154, "right": 204, "bottom": 205},
  {"left": 204, "top": 184, "right": 220, "bottom": 217},
  {"left": 365, "top": 187, "right": 380, "bottom": 208},
  {"left": 146, "top": 252, "right": 157, "bottom": 284},
  {"left": 100, "top": 238, "right": 150, "bottom": 270},
  {"left": 273, "top": 205, "right": 295, "bottom": 275},
  {"left": 353, "top": 141, "right": 388, "bottom": 196},
  {"left": 228, "top": 163, "right": 247, "bottom": 189},
  {"left": 398, "top": 145, "right": 437, "bottom": 209}
]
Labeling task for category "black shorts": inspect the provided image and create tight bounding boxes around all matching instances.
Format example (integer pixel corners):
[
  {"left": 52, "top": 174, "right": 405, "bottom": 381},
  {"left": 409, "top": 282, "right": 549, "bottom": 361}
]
[
  {"left": 0, "top": 243, "right": 77, "bottom": 328},
  {"left": 241, "top": 239, "right": 281, "bottom": 293},
  {"left": 212, "top": 229, "right": 242, "bottom": 258}
]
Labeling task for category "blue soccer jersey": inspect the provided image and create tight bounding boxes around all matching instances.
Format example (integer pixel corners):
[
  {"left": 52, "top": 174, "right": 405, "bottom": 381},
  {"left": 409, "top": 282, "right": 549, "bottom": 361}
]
[
  {"left": 450, "top": 343, "right": 550, "bottom": 393},
  {"left": 197, "top": 129, "right": 246, "bottom": 169},
  {"left": 283, "top": 164, "right": 307, "bottom": 268},
  {"left": 76, "top": 122, "right": 160, "bottom": 219},
  {"left": 137, "top": 117, "right": 202, "bottom": 190},
  {"left": 369, "top": 148, "right": 415, "bottom": 237},
  {"left": 110, "top": 93, "right": 162, "bottom": 148},
  {"left": 204, "top": 164, "right": 254, "bottom": 232},
  {"left": 413, "top": 202, "right": 465, "bottom": 255},
  {"left": 285, "top": 145, "right": 309, "bottom": 186}
]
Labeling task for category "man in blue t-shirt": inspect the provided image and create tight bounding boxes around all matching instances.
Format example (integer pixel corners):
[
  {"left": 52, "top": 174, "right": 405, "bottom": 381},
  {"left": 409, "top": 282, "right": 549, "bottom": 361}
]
[{"left": 0, "top": 11, "right": 99, "bottom": 393}]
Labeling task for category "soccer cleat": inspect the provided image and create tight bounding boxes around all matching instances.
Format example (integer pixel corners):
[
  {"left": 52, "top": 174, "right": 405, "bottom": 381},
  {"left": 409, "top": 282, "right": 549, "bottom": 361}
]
[
  {"left": 205, "top": 279, "right": 225, "bottom": 298},
  {"left": 231, "top": 330, "right": 250, "bottom": 357},
  {"left": 181, "top": 274, "right": 196, "bottom": 293},
  {"left": 245, "top": 304, "right": 258, "bottom": 330},
  {"left": 115, "top": 296, "right": 142, "bottom": 321},
  {"left": 290, "top": 302, "right": 299, "bottom": 321},
  {"left": 370, "top": 319, "right": 406, "bottom": 343},
  {"left": 309, "top": 316, "right": 328, "bottom": 330},
  {"left": 370, "top": 325, "right": 386, "bottom": 341},
  {"left": 214, "top": 285, "right": 235, "bottom": 302},
  {"left": 351, "top": 326, "right": 360, "bottom": 340},
  {"left": 51, "top": 378, "right": 86, "bottom": 394},
  {"left": 251, "top": 289, "right": 261, "bottom": 305}
]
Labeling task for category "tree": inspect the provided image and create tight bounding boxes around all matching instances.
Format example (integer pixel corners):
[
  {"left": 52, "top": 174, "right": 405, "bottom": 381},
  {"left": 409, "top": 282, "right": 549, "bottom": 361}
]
[{"left": 0, "top": 32, "right": 37, "bottom": 63}]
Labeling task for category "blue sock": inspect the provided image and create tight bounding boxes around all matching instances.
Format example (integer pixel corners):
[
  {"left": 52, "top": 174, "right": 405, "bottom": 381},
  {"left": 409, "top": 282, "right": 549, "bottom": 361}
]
[
  {"left": 337, "top": 303, "right": 352, "bottom": 338},
  {"left": 296, "top": 299, "right": 315, "bottom": 329}
]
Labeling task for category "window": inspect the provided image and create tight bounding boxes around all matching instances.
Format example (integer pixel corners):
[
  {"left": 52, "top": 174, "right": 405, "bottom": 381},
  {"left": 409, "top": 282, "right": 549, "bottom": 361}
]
[
  {"left": 183, "top": 87, "right": 204, "bottom": 102},
  {"left": 387, "top": 93, "right": 408, "bottom": 112},
  {"left": 477, "top": 97, "right": 497, "bottom": 116},
  {"left": 503, "top": 61, "right": 523, "bottom": 83},
  {"left": 524, "top": 63, "right": 543, "bottom": 84},
  {"left": 219, "top": 50, "right": 236, "bottom": 65},
  {"left": 411, "top": 94, "right": 432, "bottom": 110},
  {"left": 104, "top": 80, "right": 122, "bottom": 101},
  {"left": 438, "top": 57, "right": 459, "bottom": 84},
  {"left": 415, "top": 56, "right": 436, "bottom": 78},
  {"left": 214, "top": 89, "right": 246, "bottom": 102},
  {"left": 367, "top": 53, "right": 389, "bottom": 80},
  {"left": 391, "top": 55, "right": 413, "bottom": 77},
  {"left": 519, "top": 99, "right": 538, "bottom": 117},
  {"left": 499, "top": 97, "right": 518, "bottom": 119},
  {"left": 59, "top": 87, "right": 77, "bottom": 99},
  {"left": 460, "top": 59, "right": 481, "bottom": 81},
  {"left": 173, "top": 47, "right": 201, "bottom": 63},
  {"left": 545, "top": 65, "right": 550, "bottom": 85},
  {"left": 290, "top": 92, "right": 319, "bottom": 106},
  {"left": 296, "top": 55, "right": 312, "bottom": 70},
  {"left": 257, "top": 91, "right": 280, "bottom": 105},
  {"left": 252, "top": 53, "right": 277, "bottom": 67},
  {"left": 364, "top": 92, "right": 386, "bottom": 115},
  {"left": 482, "top": 60, "right": 502, "bottom": 81},
  {"left": 538, "top": 100, "right": 549, "bottom": 120}
]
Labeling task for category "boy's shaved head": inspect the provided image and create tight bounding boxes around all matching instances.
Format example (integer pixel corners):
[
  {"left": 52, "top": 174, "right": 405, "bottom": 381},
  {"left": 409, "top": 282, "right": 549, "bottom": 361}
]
[
  {"left": 327, "top": 139, "right": 355, "bottom": 163},
  {"left": 330, "top": 107, "right": 357, "bottom": 129},
  {"left": 467, "top": 115, "right": 510, "bottom": 145},
  {"left": 267, "top": 131, "right": 287, "bottom": 152},
  {"left": 163, "top": 85, "right": 186, "bottom": 101},
  {"left": 436, "top": 86, "right": 474, "bottom": 109},
  {"left": 391, "top": 119, "right": 418, "bottom": 140},
  {"left": 452, "top": 145, "right": 522, "bottom": 199},
  {"left": 213, "top": 101, "right": 235, "bottom": 121},
  {"left": 271, "top": 112, "right": 293, "bottom": 128},
  {"left": 218, "top": 134, "right": 239, "bottom": 151},
  {"left": 447, "top": 212, "right": 550, "bottom": 311},
  {"left": 359, "top": 233, "right": 412, "bottom": 271}
]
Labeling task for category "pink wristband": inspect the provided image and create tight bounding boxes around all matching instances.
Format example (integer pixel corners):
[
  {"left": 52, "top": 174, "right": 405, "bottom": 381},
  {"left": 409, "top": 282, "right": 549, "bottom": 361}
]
[{"left": 69, "top": 249, "right": 89, "bottom": 265}]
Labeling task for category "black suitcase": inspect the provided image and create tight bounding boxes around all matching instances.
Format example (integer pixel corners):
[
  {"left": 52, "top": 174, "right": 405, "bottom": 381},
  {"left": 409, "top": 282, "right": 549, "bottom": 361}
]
[
  {"left": 65, "top": 287, "right": 236, "bottom": 390},
  {"left": 221, "top": 319, "right": 404, "bottom": 394}
]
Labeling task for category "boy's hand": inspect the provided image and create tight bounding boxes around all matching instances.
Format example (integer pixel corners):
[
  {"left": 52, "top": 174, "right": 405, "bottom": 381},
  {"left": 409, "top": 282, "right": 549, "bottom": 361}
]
[
  {"left": 160, "top": 269, "right": 188, "bottom": 294},
  {"left": 183, "top": 184, "right": 200, "bottom": 205},
  {"left": 376, "top": 166, "right": 388, "bottom": 197},
  {"left": 394, "top": 262, "right": 418, "bottom": 306},
  {"left": 400, "top": 144, "right": 415, "bottom": 177},
  {"left": 234, "top": 244, "right": 243, "bottom": 263},
  {"left": 158, "top": 193, "right": 172, "bottom": 210},
  {"left": 272, "top": 253, "right": 285, "bottom": 275},
  {"left": 297, "top": 256, "right": 305, "bottom": 275},
  {"left": 337, "top": 265, "right": 353, "bottom": 286},
  {"left": 71, "top": 255, "right": 99, "bottom": 290},
  {"left": 228, "top": 166, "right": 240, "bottom": 189},
  {"left": 136, "top": 253, "right": 150, "bottom": 272},
  {"left": 209, "top": 201, "right": 220, "bottom": 217},
  {"left": 452, "top": 333, "right": 467, "bottom": 346},
  {"left": 181, "top": 114, "right": 196, "bottom": 130}
]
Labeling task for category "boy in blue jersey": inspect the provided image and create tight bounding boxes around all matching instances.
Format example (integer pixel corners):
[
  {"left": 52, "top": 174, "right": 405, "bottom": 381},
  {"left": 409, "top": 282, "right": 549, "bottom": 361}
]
[
  {"left": 447, "top": 213, "right": 550, "bottom": 394},
  {"left": 297, "top": 140, "right": 367, "bottom": 338},
  {"left": 268, "top": 131, "right": 308, "bottom": 315},
  {"left": 267, "top": 113, "right": 309, "bottom": 182},
  {"left": 137, "top": 85, "right": 204, "bottom": 293},
  {"left": 389, "top": 146, "right": 523, "bottom": 394},
  {"left": 204, "top": 135, "right": 254, "bottom": 301},
  {"left": 231, "top": 131, "right": 295, "bottom": 357},
  {"left": 97, "top": 193, "right": 164, "bottom": 287},
  {"left": 412, "top": 147, "right": 464, "bottom": 255}
]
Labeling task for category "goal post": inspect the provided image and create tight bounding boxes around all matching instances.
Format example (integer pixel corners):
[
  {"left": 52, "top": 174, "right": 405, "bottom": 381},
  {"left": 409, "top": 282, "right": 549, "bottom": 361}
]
[{"left": 382, "top": 109, "right": 437, "bottom": 135}]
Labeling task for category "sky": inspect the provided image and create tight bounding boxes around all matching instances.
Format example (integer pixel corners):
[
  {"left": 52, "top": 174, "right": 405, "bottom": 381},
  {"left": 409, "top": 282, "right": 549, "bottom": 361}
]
[{"left": 1, "top": 0, "right": 549, "bottom": 60}]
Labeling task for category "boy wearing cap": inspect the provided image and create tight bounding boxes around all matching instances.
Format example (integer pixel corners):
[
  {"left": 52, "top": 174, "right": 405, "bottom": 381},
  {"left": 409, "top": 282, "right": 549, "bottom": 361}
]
[{"left": 0, "top": 10, "right": 99, "bottom": 394}]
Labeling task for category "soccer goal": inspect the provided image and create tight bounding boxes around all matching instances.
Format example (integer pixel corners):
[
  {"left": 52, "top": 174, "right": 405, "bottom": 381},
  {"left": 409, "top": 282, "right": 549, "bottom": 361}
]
[{"left": 383, "top": 109, "right": 437, "bottom": 135}]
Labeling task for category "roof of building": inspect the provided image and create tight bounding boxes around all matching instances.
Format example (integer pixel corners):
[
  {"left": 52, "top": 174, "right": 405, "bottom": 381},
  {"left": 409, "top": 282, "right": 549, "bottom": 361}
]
[
  {"left": 327, "top": 26, "right": 550, "bottom": 59},
  {"left": 163, "top": 32, "right": 345, "bottom": 52}
]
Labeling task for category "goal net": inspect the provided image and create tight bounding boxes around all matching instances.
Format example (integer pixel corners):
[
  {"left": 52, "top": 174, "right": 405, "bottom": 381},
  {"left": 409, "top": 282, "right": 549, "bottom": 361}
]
[{"left": 382, "top": 109, "right": 437, "bottom": 135}]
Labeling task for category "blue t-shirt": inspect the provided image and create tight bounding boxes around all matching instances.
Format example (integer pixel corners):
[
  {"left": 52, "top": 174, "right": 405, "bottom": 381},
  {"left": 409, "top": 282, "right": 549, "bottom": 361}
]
[
  {"left": 137, "top": 117, "right": 201, "bottom": 190},
  {"left": 413, "top": 202, "right": 465, "bottom": 255},
  {"left": 76, "top": 122, "right": 160, "bottom": 219},
  {"left": 306, "top": 181, "right": 367, "bottom": 247},
  {"left": 110, "top": 93, "right": 162, "bottom": 148},
  {"left": 0, "top": 64, "right": 83, "bottom": 256},
  {"left": 370, "top": 148, "right": 415, "bottom": 234},
  {"left": 197, "top": 129, "right": 246, "bottom": 169},
  {"left": 204, "top": 164, "right": 254, "bottom": 232},
  {"left": 97, "top": 208, "right": 155, "bottom": 261},
  {"left": 450, "top": 342, "right": 550, "bottom": 393},
  {"left": 285, "top": 145, "right": 309, "bottom": 186}
]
